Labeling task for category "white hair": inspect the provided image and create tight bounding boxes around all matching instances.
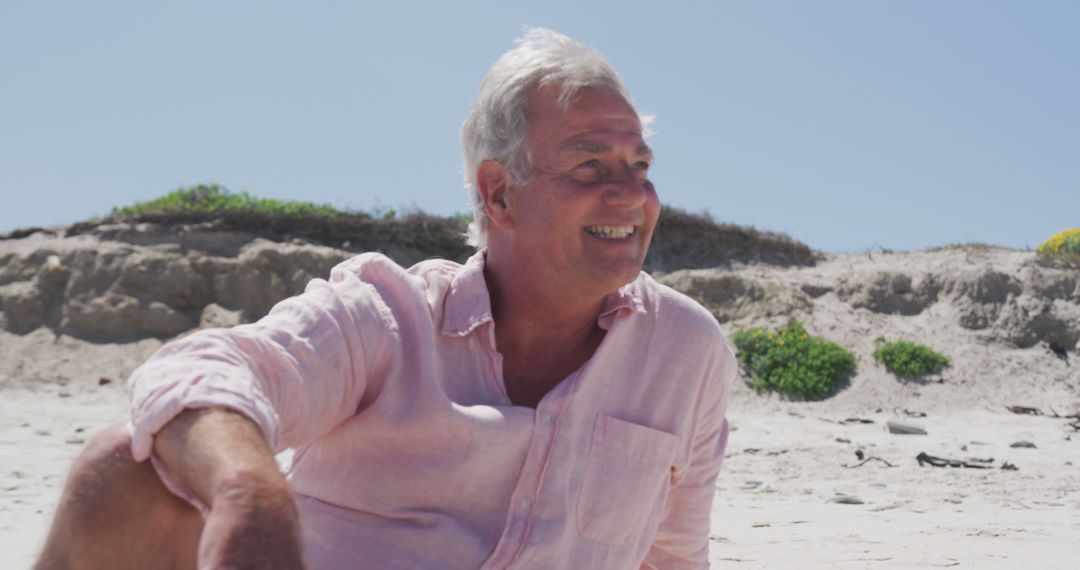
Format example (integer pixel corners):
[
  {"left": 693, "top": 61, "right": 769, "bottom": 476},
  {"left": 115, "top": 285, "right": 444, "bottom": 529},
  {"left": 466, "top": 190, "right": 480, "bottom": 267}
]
[{"left": 460, "top": 27, "right": 645, "bottom": 248}]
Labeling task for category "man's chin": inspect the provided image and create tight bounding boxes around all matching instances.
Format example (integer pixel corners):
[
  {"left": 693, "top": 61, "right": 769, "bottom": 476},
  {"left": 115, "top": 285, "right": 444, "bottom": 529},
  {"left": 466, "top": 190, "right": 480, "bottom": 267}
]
[{"left": 588, "top": 258, "right": 646, "bottom": 293}]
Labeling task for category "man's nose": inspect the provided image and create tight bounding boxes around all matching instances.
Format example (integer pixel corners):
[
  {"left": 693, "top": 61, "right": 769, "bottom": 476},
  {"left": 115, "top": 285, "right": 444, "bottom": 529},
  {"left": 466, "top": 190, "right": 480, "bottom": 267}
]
[{"left": 601, "top": 168, "right": 648, "bottom": 209}]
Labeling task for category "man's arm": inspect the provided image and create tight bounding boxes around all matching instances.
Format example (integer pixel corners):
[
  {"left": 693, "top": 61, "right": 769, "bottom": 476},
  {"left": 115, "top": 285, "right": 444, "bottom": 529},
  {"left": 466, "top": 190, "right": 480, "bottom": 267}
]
[
  {"left": 129, "top": 256, "right": 396, "bottom": 465},
  {"left": 154, "top": 407, "right": 305, "bottom": 569},
  {"left": 126, "top": 256, "right": 398, "bottom": 566},
  {"left": 641, "top": 340, "right": 737, "bottom": 569}
]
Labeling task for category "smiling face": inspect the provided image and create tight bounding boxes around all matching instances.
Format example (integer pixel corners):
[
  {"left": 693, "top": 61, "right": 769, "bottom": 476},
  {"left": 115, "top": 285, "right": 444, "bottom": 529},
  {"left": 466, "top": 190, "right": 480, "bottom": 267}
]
[{"left": 488, "top": 84, "right": 660, "bottom": 299}]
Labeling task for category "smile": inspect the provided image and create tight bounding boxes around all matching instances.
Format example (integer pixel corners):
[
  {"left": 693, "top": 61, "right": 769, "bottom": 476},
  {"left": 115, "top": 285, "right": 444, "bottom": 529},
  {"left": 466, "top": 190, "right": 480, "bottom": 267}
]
[{"left": 583, "top": 225, "right": 637, "bottom": 239}]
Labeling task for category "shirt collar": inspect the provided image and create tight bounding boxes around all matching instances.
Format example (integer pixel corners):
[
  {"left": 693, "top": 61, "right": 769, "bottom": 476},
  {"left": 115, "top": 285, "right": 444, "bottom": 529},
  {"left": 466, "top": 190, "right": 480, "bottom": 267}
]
[
  {"left": 440, "top": 250, "right": 494, "bottom": 337},
  {"left": 597, "top": 280, "right": 647, "bottom": 330},
  {"left": 440, "top": 250, "right": 648, "bottom": 336}
]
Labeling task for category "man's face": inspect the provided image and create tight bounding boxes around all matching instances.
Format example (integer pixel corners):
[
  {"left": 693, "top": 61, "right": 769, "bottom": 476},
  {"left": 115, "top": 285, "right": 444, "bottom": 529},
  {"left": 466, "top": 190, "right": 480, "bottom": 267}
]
[{"left": 504, "top": 85, "right": 659, "bottom": 298}]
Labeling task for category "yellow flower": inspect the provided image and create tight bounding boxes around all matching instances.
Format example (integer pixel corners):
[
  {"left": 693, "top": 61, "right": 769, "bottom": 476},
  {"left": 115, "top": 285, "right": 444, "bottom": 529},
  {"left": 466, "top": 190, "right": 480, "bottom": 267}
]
[
  {"left": 778, "top": 339, "right": 784, "bottom": 345},
  {"left": 1038, "top": 228, "right": 1080, "bottom": 255}
]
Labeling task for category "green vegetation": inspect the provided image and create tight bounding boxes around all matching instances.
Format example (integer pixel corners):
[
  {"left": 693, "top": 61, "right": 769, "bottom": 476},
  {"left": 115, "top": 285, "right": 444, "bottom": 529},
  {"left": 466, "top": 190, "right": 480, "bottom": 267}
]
[
  {"left": 923, "top": 242, "right": 1008, "bottom": 252},
  {"left": 731, "top": 320, "right": 856, "bottom": 399},
  {"left": 1036, "top": 228, "right": 1080, "bottom": 262},
  {"left": 96, "top": 184, "right": 475, "bottom": 265},
  {"left": 647, "top": 207, "right": 817, "bottom": 271},
  {"left": 872, "top": 338, "right": 949, "bottom": 377},
  {"left": 51, "top": 183, "right": 812, "bottom": 272},
  {"left": 111, "top": 183, "right": 344, "bottom": 218}
]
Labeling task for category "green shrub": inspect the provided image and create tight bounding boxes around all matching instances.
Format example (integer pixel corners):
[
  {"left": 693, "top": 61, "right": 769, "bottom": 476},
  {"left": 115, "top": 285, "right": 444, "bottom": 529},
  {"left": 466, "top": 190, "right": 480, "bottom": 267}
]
[
  {"left": 872, "top": 338, "right": 949, "bottom": 377},
  {"left": 731, "top": 321, "right": 856, "bottom": 399},
  {"left": 111, "top": 183, "right": 343, "bottom": 218},
  {"left": 1036, "top": 228, "right": 1080, "bottom": 262},
  {"left": 923, "top": 242, "right": 1006, "bottom": 252}
]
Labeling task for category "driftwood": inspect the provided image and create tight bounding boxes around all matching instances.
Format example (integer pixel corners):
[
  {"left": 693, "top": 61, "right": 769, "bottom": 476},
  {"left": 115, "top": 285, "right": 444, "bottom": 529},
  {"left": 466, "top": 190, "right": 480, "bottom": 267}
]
[
  {"left": 916, "top": 452, "right": 998, "bottom": 469},
  {"left": 733, "top": 448, "right": 789, "bottom": 457},
  {"left": 1007, "top": 405, "right": 1080, "bottom": 419},
  {"left": 1006, "top": 405, "right": 1080, "bottom": 431},
  {"left": 965, "top": 457, "right": 995, "bottom": 465},
  {"left": 844, "top": 456, "right": 896, "bottom": 468},
  {"left": 916, "top": 453, "right": 1018, "bottom": 471},
  {"left": 843, "top": 449, "right": 897, "bottom": 468}
]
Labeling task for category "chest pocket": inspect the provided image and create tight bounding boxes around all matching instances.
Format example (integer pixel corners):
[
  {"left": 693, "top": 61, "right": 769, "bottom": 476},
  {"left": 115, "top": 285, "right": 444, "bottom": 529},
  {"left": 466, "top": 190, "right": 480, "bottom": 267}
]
[{"left": 575, "top": 415, "right": 678, "bottom": 546}]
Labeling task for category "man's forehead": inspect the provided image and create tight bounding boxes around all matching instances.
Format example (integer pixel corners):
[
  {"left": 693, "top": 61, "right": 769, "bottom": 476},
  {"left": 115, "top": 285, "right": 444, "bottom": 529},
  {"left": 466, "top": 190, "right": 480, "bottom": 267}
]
[
  {"left": 529, "top": 85, "right": 638, "bottom": 124},
  {"left": 570, "top": 140, "right": 653, "bottom": 156},
  {"left": 528, "top": 85, "right": 650, "bottom": 153}
]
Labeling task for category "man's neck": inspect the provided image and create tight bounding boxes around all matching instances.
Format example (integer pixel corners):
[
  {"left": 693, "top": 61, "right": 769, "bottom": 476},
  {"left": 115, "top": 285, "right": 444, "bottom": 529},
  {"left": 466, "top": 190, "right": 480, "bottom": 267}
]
[
  {"left": 482, "top": 257, "right": 606, "bottom": 353},
  {"left": 483, "top": 253, "right": 609, "bottom": 407}
]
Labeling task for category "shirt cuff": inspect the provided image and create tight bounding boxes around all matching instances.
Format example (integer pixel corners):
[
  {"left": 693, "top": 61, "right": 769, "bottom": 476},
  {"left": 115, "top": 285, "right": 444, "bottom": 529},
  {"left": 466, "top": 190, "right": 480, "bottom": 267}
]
[{"left": 128, "top": 381, "right": 281, "bottom": 463}]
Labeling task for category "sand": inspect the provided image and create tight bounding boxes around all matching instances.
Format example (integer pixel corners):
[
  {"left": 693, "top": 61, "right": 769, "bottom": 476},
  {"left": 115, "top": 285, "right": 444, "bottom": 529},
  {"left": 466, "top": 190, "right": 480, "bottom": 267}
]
[
  {"left": 712, "top": 410, "right": 1080, "bottom": 568},
  {"left": 1, "top": 247, "right": 1079, "bottom": 568}
]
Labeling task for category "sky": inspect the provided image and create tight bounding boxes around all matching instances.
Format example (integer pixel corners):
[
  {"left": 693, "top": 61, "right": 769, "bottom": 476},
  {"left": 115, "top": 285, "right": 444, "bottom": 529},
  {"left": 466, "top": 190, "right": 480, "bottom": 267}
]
[{"left": 2, "top": 0, "right": 1077, "bottom": 252}]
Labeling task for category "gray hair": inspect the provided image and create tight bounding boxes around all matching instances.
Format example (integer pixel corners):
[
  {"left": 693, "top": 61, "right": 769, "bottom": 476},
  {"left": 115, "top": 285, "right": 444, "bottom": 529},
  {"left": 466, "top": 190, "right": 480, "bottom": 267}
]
[{"left": 460, "top": 27, "right": 642, "bottom": 248}]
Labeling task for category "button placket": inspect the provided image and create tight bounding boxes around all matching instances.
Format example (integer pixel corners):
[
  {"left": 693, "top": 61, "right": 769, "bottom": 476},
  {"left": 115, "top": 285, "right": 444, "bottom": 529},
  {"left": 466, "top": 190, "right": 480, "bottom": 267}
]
[{"left": 479, "top": 381, "right": 571, "bottom": 569}]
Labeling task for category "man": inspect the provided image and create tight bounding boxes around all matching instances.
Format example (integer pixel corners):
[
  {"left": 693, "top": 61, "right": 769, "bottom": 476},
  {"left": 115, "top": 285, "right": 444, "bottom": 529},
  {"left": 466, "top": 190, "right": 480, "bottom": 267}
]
[{"left": 37, "top": 28, "right": 735, "bottom": 569}]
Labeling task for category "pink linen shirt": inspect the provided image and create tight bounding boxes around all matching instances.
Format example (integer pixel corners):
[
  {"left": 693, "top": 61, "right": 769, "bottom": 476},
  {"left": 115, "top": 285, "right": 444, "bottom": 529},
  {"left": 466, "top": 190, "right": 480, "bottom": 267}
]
[{"left": 128, "top": 251, "right": 736, "bottom": 569}]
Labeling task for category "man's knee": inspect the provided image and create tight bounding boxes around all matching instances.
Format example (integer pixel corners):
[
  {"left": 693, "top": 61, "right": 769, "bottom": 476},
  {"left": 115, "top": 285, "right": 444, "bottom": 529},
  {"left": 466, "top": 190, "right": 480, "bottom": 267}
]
[
  {"left": 63, "top": 424, "right": 147, "bottom": 509},
  {"left": 53, "top": 422, "right": 198, "bottom": 541},
  {"left": 38, "top": 424, "right": 201, "bottom": 569}
]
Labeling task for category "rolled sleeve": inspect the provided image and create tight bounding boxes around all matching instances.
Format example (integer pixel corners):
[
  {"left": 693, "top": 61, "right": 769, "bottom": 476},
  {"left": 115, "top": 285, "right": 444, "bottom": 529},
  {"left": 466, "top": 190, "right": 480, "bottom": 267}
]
[
  {"left": 127, "top": 257, "right": 395, "bottom": 463},
  {"left": 128, "top": 361, "right": 281, "bottom": 462}
]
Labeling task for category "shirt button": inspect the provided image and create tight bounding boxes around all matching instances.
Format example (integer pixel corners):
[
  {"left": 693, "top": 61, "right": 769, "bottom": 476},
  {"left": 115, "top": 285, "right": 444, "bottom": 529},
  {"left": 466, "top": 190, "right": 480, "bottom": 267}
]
[
  {"left": 541, "top": 413, "right": 554, "bottom": 424},
  {"left": 518, "top": 497, "right": 532, "bottom": 511}
]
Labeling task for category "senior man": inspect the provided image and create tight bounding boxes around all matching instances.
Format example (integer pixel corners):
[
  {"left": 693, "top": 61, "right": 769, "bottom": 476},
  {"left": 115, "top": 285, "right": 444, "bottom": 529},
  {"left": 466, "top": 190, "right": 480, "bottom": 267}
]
[{"left": 37, "top": 28, "right": 735, "bottom": 569}]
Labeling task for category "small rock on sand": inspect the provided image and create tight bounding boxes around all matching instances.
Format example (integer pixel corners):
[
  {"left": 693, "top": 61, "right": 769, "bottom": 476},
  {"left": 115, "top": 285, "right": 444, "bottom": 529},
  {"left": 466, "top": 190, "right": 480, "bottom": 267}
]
[
  {"left": 829, "top": 494, "right": 865, "bottom": 505},
  {"left": 886, "top": 419, "right": 927, "bottom": 435}
]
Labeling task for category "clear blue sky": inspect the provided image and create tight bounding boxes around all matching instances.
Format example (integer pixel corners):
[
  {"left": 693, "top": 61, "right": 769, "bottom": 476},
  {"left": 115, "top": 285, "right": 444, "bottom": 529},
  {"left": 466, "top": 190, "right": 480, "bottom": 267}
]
[{"left": 2, "top": 0, "right": 1077, "bottom": 252}]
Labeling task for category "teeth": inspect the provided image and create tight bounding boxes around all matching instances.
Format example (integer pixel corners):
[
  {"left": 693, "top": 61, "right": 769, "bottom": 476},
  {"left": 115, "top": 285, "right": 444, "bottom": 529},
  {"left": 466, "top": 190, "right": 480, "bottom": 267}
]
[{"left": 584, "top": 225, "right": 636, "bottom": 239}]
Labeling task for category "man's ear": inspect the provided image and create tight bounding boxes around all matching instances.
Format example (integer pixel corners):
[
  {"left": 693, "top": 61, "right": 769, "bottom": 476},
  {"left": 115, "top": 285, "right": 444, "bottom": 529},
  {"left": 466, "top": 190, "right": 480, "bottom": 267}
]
[{"left": 476, "top": 161, "right": 514, "bottom": 229}]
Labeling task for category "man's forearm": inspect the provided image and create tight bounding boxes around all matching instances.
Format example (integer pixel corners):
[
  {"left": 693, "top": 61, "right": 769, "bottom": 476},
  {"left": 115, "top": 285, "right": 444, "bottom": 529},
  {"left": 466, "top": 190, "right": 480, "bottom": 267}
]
[
  {"left": 154, "top": 407, "right": 306, "bottom": 568},
  {"left": 154, "top": 407, "right": 288, "bottom": 504}
]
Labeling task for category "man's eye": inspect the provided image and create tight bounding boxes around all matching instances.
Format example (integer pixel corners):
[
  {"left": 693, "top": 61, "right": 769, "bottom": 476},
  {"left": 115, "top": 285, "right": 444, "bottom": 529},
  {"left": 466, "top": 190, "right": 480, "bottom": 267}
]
[
  {"left": 577, "top": 159, "right": 601, "bottom": 169},
  {"left": 632, "top": 160, "right": 650, "bottom": 171}
]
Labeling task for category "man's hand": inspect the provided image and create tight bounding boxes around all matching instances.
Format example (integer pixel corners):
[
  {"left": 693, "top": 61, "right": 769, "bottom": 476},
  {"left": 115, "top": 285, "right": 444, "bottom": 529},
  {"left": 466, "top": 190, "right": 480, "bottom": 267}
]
[{"left": 155, "top": 408, "right": 306, "bottom": 569}]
